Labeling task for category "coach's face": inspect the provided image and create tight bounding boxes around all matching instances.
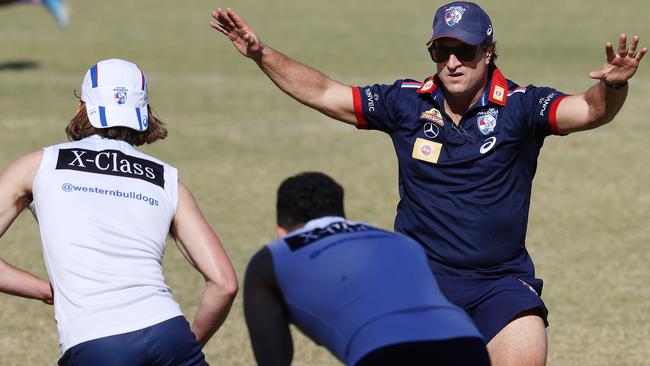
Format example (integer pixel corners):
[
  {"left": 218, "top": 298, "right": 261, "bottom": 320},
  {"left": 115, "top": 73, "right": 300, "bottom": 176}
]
[{"left": 433, "top": 38, "right": 492, "bottom": 100}]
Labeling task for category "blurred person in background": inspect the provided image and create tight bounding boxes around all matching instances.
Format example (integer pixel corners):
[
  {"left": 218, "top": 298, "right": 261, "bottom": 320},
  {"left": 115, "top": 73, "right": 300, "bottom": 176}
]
[
  {"left": 244, "top": 172, "right": 489, "bottom": 366},
  {"left": 0, "top": 0, "right": 69, "bottom": 28},
  {"left": 212, "top": 2, "right": 646, "bottom": 365},
  {"left": 0, "top": 58, "right": 238, "bottom": 365}
]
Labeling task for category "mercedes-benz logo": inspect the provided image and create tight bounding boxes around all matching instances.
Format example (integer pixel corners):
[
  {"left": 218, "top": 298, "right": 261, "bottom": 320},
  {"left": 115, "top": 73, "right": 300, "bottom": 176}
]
[{"left": 423, "top": 122, "right": 439, "bottom": 139}]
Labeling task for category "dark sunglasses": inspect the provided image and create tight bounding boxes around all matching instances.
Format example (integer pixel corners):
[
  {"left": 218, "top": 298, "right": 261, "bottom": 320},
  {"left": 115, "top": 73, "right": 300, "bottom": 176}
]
[{"left": 428, "top": 42, "right": 479, "bottom": 63}]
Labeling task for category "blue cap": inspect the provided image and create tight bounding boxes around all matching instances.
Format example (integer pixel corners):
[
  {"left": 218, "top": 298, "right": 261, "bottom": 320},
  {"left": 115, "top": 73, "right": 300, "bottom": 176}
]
[{"left": 427, "top": 1, "right": 493, "bottom": 46}]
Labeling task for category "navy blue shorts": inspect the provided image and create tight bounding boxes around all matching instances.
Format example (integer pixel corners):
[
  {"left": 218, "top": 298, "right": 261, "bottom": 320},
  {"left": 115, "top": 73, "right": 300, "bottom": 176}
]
[
  {"left": 58, "top": 316, "right": 208, "bottom": 366},
  {"left": 435, "top": 275, "right": 548, "bottom": 343}
]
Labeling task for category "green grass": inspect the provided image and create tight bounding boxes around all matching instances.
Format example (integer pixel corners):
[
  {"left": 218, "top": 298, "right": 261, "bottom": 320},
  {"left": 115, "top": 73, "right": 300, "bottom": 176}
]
[{"left": 1, "top": 0, "right": 649, "bottom": 365}]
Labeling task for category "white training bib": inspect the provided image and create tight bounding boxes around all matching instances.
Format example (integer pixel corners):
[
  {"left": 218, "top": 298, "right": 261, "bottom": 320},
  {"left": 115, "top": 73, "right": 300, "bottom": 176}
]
[{"left": 31, "top": 135, "right": 183, "bottom": 352}]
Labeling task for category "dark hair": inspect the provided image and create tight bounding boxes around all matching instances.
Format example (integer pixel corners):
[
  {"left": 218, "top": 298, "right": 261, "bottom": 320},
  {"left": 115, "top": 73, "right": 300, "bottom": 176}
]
[
  {"left": 65, "top": 102, "right": 167, "bottom": 146},
  {"left": 276, "top": 172, "right": 345, "bottom": 231}
]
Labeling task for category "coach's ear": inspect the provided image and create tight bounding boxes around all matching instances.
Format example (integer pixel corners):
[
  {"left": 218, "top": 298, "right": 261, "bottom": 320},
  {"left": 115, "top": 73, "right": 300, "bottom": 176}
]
[
  {"left": 484, "top": 45, "right": 495, "bottom": 65},
  {"left": 275, "top": 226, "right": 288, "bottom": 238}
]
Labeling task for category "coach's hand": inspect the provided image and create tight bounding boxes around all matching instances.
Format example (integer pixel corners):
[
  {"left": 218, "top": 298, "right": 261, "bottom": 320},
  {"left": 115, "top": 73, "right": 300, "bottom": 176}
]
[
  {"left": 211, "top": 8, "right": 264, "bottom": 61},
  {"left": 589, "top": 34, "right": 647, "bottom": 85}
]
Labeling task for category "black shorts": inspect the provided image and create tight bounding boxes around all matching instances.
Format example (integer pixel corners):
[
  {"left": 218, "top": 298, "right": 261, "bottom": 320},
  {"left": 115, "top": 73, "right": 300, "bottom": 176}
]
[{"left": 355, "top": 337, "right": 489, "bottom": 366}]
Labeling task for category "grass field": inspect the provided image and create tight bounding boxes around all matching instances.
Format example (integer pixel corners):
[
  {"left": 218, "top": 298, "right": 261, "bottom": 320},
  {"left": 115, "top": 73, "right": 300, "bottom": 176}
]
[{"left": 1, "top": 0, "right": 649, "bottom": 365}]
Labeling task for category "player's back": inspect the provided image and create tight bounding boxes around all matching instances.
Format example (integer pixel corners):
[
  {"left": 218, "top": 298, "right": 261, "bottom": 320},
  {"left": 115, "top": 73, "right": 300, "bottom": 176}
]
[
  {"left": 31, "top": 135, "right": 182, "bottom": 353},
  {"left": 267, "top": 216, "right": 481, "bottom": 365}
]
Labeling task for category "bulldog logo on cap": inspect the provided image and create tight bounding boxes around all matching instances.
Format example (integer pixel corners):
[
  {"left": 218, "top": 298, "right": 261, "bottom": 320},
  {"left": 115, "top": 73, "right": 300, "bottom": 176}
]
[
  {"left": 114, "top": 87, "right": 128, "bottom": 105},
  {"left": 444, "top": 6, "right": 465, "bottom": 26}
]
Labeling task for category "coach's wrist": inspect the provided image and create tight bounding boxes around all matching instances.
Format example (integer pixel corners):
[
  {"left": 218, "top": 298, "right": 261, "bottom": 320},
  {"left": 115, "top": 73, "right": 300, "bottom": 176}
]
[
  {"left": 250, "top": 43, "right": 269, "bottom": 64},
  {"left": 604, "top": 80, "right": 628, "bottom": 90}
]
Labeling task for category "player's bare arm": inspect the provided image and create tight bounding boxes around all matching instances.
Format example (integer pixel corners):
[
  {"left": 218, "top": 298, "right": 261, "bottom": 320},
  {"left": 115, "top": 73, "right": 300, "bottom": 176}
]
[
  {"left": 210, "top": 7, "right": 358, "bottom": 126},
  {"left": 555, "top": 34, "right": 647, "bottom": 134},
  {"left": 0, "top": 151, "right": 53, "bottom": 305},
  {"left": 243, "top": 248, "right": 294, "bottom": 365},
  {"left": 171, "top": 181, "right": 239, "bottom": 346}
]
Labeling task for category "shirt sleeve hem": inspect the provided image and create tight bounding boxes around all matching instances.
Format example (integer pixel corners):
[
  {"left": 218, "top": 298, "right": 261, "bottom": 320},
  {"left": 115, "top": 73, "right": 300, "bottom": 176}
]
[
  {"left": 549, "top": 95, "right": 568, "bottom": 135},
  {"left": 352, "top": 86, "right": 368, "bottom": 129}
]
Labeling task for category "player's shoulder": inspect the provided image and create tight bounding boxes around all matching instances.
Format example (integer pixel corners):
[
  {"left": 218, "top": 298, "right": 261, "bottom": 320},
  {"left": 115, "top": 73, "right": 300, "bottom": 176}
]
[
  {"left": 0, "top": 150, "right": 43, "bottom": 197},
  {"left": 3, "top": 150, "right": 44, "bottom": 176},
  {"left": 47, "top": 139, "right": 77, "bottom": 150},
  {"left": 132, "top": 149, "right": 175, "bottom": 171},
  {"left": 245, "top": 246, "right": 274, "bottom": 279},
  {"left": 347, "top": 220, "right": 420, "bottom": 242}
]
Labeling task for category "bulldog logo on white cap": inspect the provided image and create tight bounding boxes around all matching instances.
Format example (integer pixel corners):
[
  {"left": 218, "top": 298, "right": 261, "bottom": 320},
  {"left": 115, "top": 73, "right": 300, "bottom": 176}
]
[
  {"left": 81, "top": 59, "right": 149, "bottom": 131},
  {"left": 114, "top": 87, "right": 129, "bottom": 105}
]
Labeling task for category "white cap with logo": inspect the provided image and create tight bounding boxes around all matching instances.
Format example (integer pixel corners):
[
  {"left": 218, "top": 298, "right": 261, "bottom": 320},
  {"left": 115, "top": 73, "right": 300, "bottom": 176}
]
[{"left": 81, "top": 59, "right": 149, "bottom": 131}]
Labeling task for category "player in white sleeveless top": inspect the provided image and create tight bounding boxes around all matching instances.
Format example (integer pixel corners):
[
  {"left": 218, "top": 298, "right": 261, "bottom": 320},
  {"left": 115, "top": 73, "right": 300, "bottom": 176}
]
[{"left": 0, "top": 59, "right": 238, "bottom": 365}]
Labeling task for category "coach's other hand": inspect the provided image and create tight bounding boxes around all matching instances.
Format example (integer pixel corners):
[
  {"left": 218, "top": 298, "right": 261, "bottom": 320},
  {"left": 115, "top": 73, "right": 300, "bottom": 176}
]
[
  {"left": 589, "top": 34, "right": 647, "bottom": 85},
  {"left": 211, "top": 8, "right": 264, "bottom": 61}
]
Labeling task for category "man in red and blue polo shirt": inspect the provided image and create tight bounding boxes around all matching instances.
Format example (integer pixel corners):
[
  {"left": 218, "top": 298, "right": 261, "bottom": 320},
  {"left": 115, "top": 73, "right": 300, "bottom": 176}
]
[{"left": 212, "top": 2, "right": 647, "bottom": 364}]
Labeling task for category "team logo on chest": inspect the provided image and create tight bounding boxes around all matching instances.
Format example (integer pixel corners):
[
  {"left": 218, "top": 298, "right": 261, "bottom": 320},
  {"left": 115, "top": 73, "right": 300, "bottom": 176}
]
[
  {"left": 419, "top": 108, "right": 445, "bottom": 126},
  {"left": 477, "top": 114, "right": 497, "bottom": 135},
  {"left": 476, "top": 108, "right": 498, "bottom": 135}
]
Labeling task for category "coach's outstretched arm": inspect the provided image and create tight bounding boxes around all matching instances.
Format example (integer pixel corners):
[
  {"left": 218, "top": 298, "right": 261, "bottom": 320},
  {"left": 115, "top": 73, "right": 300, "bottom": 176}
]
[
  {"left": 0, "top": 151, "right": 53, "bottom": 305},
  {"left": 555, "top": 34, "right": 647, "bottom": 134},
  {"left": 171, "top": 181, "right": 239, "bottom": 346},
  {"left": 211, "top": 8, "right": 358, "bottom": 126}
]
